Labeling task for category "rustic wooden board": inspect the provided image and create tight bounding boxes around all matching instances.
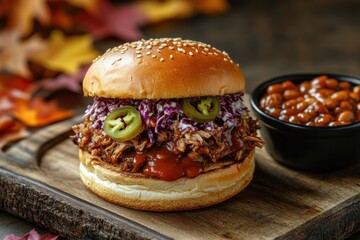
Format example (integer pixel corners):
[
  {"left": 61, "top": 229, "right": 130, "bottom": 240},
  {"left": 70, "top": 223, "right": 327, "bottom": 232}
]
[{"left": 0, "top": 114, "right": 359, "bottom": 239}]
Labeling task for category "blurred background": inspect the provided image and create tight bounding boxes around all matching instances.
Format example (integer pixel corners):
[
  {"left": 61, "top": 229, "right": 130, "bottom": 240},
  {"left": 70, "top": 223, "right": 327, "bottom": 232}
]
[{"left": 0, "top": 0, "right": 359, "bottom": 238}]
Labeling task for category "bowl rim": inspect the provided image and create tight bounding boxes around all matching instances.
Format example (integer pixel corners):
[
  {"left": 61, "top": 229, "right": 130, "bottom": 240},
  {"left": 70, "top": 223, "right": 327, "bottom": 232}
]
[{"left": 250, "top": 73, "right": 360, "bottom": 133}]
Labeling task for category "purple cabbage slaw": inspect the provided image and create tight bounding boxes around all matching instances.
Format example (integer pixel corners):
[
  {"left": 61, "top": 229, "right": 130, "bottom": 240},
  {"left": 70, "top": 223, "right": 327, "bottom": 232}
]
[{"left": 83, "top": 93, "right": 249, "bottom": 143}]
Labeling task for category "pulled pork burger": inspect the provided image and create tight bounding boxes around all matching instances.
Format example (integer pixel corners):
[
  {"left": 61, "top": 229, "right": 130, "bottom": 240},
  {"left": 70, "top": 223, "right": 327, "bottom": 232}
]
[{"left": 72, "top": 38, "right": 263, "bottom": 211}]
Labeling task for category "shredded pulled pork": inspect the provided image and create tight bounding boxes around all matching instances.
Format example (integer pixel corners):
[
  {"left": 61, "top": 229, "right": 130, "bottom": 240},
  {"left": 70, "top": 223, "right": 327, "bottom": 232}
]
[{"left": 71, "top": 115, "right": 263, "bottom": 173}]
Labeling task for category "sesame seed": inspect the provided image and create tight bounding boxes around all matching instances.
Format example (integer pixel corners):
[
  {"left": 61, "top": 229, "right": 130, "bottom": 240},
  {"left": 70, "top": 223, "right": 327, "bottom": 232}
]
[
  {"left": 204, "top": 48, "right": 209, "bottom": 51},
  {"left": 137, "top": 54, "right": 142, "bottom": 58},
  {"left": 195, "top": 49, "right": 199, "bottom": 53},
  {"left": 136, "top": 50, "right": 141, "bottom": 53},
  {"left": 168, "top": 46, "right": 175, "bottom": 50},
  {"left": 157, "top": 49, "right": 161, "bottom": 53},
  {"left": 189, "top": 52, "right": 194, "bottom": 56},
  {"left": 111, "top": 58, "right": 122, "bottom": 65},
  {"left": 236, "top": 63, "right": 240, "bottom": 67},
  {"left": 146, "top": 51, "right": 151, "bottom": 55},
  {"left": 92, "top": 55, "right": 101, "bottom": 63},
  {"left": 224, "top": 58, "right": 228, "bottom": 61},
  {"left": 178, "top": 48, "right": 186, "bottom": 53},
  {"left": 214, "top": 52, "right": 218, "bottom": 56},
  {"left": 160, "top": 57, "right": 165, "bottom": 62},
  {"left": 146, "top": 45, "right": 152, "bottom": 49},
  {"left": 152, "top": 55, "right": 156, "bottom": 58},
  {"left": 170, "top": 54, "right": 173, "bottom": 59}
]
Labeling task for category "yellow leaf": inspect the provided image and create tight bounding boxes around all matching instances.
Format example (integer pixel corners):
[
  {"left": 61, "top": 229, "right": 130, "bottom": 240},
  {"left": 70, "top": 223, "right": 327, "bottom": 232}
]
[
  {"left": 0, "top": 30, "right": 46, "bottom": 77},
  {"left": 137, "top": 0, "right": 194, "bottom": 23},
  {"left": 30, "top": 31, "right": 99, "bottom": 74},
  {"left": 6, "top": 0, "right": 50, "bottom": 36}
]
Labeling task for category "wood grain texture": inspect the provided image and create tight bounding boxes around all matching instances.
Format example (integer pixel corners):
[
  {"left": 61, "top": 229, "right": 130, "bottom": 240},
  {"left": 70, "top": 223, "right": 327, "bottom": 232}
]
[
  {"left": 0, "top": 114, "right": 359, "bottom": 239},
  {"left": 0, "top": 164, "right": 169, "bottom": 240}
]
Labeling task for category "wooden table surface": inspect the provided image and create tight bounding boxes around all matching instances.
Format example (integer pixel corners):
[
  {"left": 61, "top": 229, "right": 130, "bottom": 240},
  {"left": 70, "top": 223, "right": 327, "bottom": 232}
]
[{"left": 1, "top": 0, "right": 360, "bottom": 239}]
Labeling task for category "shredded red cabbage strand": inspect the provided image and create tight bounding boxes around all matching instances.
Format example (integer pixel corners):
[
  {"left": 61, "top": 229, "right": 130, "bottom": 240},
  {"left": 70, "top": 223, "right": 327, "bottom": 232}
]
[{"left": 83, "top": 93, "right": 249, "bottom": 143}]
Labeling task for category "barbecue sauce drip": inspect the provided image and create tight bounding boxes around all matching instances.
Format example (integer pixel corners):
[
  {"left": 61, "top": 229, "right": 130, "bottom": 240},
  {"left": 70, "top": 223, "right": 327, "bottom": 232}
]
[{"left": 128, "top": 148, "right": 205, "bottom": 181}]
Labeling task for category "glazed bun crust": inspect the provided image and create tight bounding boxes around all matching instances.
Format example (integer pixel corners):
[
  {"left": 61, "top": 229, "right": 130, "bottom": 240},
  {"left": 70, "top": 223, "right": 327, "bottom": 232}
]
[
  {"left": 83, "top": 38, "right": 245, "bottom": 99},
  {"left": 79, "top": 149, "right": 255, "bottom": 212}
]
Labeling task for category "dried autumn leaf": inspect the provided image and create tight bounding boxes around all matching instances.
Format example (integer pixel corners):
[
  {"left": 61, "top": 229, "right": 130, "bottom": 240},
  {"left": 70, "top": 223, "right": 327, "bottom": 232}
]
[
  {"left": 3, "top": 229, "right": 59, "bottom": 240},
  {"left": 49, "top": 7, "right": 73, "bottom": 29},
  {"left": 0, "top": 74, "right": 33, "bottom": 114},
  {"left": 191, "top": 0, "right": 229, "bottom": 15},
  {"left": 0, "top": 30, "right": 46, "bottom": 77},
  {"left": 1, "top": 0, "right": 50, "bottom": 36},
  {"left": 30, "top": 30, "right": 98, "bottom": 74},
  {"left": 0, "top": 127, "right": 29, "bottom": 149},
  {"left": 13, "top": 98, "right": 74, "bottom": 127},
  {"left": 76, "top": 0, "right": 147, "bottom": 40},
  {"left": 0, "top": 115, "right": 29, "bottom": 149},
  {"left": 38, "top": 65, "right": 89, "bottom": 93},
  {"left": 0, "top": 0, "right": 13, "bottom": 17},
  {"left": 137, "top": 0, "right": 194, "bottom": 23},
  {"left": 0, "top": 96, "right": 16, "bottom": 114},
  {"left": 0, "top": 74, "right": 33, "bottom": 93},
  {"left": 0, "top": 89, "right": 31, "bottom": 115},
  {"left": 66, "top": 0, "right": 99, "bottom": 13},
  {"left": 47, "top": 0, "right": 96, "bottom": 29}
]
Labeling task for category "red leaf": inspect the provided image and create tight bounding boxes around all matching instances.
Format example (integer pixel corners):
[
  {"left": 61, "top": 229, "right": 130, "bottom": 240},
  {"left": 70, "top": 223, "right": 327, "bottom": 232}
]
[
  {"left": 0, "top": 74, "right": 33, "bottom": 114},
  {"left": 38, "top": 65, "right": 89, "bottom": 93},
  {"left": 3, "top": 229, "right": 59, "bottom": 240},
  {"left": 0, "top": 115, "right": 28, "bottom": 149},
  {"left": 0, "top": 74, "right": 33, "bottom": 92},
  {"left": 76, "top": 0, "right": 147, "bottom": 40}
]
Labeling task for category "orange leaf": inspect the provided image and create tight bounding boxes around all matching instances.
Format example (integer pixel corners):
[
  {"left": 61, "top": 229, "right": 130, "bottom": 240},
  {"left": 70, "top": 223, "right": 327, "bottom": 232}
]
[
  {"left": 0, "top": 74, "right": 33, "bottom": 115},
  {"left": 13, "top": 98, "right": 74, "bottom": 127},
  {"left": 50, "top": 8, "right": 73, "bottom": 29},
  {"left": 0, "top": 115, "right": 29, "bottom": 149},
  {"left": 191, "top": 0, "right": 229, "bottom": 15},
  {"left": 0, "top": 74, "right": 33, "bottom": 93}
]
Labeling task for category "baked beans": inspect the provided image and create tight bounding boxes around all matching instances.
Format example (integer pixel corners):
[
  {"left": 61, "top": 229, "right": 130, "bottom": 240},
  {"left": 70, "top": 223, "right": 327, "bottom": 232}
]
[{"left": 260, "top": 75, "right": 360, "bottom": 126}]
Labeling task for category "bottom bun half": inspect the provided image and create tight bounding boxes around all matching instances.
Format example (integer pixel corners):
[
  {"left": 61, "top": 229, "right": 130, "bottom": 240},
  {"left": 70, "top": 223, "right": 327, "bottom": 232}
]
[{"left": 79, "top": 149, "right": 255, "bottom": 212}]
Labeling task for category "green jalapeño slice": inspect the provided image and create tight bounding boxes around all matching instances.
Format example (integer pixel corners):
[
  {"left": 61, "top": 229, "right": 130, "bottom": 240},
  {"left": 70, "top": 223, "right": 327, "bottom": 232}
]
[
  {"left": 104, "top": 106, "right": 142, "bottom": 142},
  {"left": 181, "top": 96, "right": 220, "bottom": 123}
]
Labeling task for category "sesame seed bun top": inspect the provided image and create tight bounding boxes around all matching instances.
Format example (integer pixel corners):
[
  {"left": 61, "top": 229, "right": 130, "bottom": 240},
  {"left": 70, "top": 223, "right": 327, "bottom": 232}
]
[{"left": 83, "top": 38, "right": 245, "bottom": 99}]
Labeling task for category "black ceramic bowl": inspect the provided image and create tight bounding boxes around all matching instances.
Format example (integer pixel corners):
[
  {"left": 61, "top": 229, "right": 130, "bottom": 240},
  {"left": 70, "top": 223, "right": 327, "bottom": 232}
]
[{"left": 250, "top": 74, "right": 360, "bottom": 171}]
